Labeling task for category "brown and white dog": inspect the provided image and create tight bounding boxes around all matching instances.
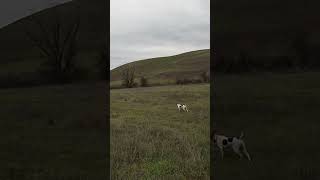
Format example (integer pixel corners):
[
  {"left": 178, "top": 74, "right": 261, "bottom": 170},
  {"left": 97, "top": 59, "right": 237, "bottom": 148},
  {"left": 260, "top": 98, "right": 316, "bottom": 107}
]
[{"left": 211, "top": 130, "right": 251, "bottom": 160}]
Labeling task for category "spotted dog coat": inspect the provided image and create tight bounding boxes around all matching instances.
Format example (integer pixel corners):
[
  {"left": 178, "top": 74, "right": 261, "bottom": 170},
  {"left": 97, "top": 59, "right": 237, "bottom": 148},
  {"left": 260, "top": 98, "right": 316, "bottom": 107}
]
[
  {"left": 182, "top": 104, "right": 189, "bottom": 112},
  {"left": 212, "top": 131, "right": 251, "bottom": 160},
  {"left": 177, "top": 104, "right": 189, "bottom": 112}
]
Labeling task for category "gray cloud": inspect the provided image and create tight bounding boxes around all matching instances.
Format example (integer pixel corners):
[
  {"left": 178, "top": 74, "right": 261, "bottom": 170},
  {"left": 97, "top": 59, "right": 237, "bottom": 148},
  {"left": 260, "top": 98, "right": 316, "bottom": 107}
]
[
  {"left": 0, "top": 0, "right": 209, "bottom": 69},
  {"left": 0, "top": 0, "right": 71, "bottom": 28},
  {"left": 111, "top": 0, "right": 210, "bottom": 69}
]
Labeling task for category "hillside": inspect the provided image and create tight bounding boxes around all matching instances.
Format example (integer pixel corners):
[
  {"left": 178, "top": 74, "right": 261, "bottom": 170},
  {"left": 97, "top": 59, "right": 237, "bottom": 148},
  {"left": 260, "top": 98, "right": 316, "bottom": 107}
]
[
  {"left": 110, "top": 49, "right": 210, "bottom": 86},
  {"left": 0, "top": 0, "right": 107, "bottom": 79}
]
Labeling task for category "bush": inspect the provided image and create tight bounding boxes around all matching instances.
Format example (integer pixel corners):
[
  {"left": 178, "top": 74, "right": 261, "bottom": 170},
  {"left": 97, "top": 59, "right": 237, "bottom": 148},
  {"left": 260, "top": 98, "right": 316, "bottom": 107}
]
[
  {"left": 191, "top": 79, "right": 203, "bottom": 84},
  {"left": 175, "top": 78, "right": 195, "bottom": 85},
  {"left": 140, "top": 76, "right": 148, "bottom": 87},
  {"left": 200, "top": 71, "right": 210, "bottom": 83}
]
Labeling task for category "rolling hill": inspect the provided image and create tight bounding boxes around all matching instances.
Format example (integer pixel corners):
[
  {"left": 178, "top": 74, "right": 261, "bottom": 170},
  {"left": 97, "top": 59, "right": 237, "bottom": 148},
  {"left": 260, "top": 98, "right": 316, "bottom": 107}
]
[
  {"left": 110, "top": 49, "right": 210, "bottom": 87},
  {"left": 0, "top": 0, "right": 107, "bottom": 80}
]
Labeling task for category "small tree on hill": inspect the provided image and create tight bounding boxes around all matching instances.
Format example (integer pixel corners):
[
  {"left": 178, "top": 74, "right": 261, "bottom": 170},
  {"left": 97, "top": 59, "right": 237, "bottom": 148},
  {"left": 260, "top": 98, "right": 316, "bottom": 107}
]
[
  {"left": 25, "top": 12, "right": 80, "bottom": 83},
  {"left": 121, "top": 65, "right": 136, "bottom": 88}
]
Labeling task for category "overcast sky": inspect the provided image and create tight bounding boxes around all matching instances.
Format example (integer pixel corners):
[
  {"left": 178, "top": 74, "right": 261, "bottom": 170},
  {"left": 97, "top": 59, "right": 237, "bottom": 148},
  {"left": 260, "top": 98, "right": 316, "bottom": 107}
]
[
  {"left": 0, "top": 0, "right": 70, "bottom": 28},
  {"left": 111, "top": 0, "right": 210, "bottom": 69}
]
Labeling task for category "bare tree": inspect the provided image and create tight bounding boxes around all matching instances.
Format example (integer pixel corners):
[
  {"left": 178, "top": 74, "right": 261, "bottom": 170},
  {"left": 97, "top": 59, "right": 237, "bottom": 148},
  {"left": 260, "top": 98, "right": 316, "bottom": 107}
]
[
  {"left": 121, "top": 65, "right": 136, "bottom": 88},
  {"left": 25, "top": 13, "right": 80, "bottom": 82}
]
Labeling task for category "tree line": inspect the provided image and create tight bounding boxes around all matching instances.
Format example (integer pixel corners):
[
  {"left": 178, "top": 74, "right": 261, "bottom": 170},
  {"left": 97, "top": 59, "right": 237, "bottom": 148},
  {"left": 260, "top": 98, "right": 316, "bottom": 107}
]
[
  {"left": 120, "top": 65, "right": 210, "bottom": 88},
  {"left": 213, "top": 30, "right": 320, "bottom": 74}
]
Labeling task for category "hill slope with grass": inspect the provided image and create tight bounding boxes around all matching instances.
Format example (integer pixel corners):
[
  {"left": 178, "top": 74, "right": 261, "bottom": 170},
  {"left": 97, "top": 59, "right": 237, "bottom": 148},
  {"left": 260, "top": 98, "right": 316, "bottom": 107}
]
[
  {"left": 110, "top": 49, "right": 210, "bottom": 87},
  {"left": 0, "top": 0, "right": 107, "bottom": 82}
]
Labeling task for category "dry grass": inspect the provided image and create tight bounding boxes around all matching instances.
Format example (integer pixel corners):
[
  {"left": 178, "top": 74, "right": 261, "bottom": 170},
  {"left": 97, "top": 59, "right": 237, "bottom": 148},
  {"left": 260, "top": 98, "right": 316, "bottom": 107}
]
[
  {"left": 213, "top": 72, "right": 320, "bottom": 180},
  {"left": 111, "top": 84, "right": 210, "bottom": 179},
  {"left": 0, "top": 82, "right": 107, "bottom": 179}
]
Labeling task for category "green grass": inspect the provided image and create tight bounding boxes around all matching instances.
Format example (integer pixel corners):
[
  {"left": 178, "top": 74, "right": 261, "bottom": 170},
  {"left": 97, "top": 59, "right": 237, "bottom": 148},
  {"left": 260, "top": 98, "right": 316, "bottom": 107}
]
[
  {"left": 0, "top": 82, "right": 107, "bottom": 179},
  {"left": 111, "top": 84, "right": 210, "bottom": 179},
  {"left": 213, "top": 72, "right": 320, "bottom": 180}
]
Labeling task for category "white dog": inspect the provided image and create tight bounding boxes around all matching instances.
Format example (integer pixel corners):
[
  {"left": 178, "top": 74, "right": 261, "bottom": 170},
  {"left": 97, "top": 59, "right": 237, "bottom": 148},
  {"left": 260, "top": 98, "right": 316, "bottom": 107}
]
[
  {"left": 212, "top": 131, "right": 251, "bottom": 160},
  {"left": 177, "top": 104, "right": 189, "bottom": 112},
  {"left": 182, "top": 104, "right": 189, "bottom": 112}
]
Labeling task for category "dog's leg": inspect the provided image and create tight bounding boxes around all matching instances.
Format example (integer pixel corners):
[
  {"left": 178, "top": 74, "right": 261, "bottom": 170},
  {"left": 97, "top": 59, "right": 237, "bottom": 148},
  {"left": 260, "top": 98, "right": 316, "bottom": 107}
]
[
  {"left": 244, "top": 149, "right": 251, "bottom": 161},
  {"left": 219, "top": 147, "right": 224, "bottom": 160},
  {"left": 242, "top": 143, "right": 251, "bottom": 161},
  {"left": 233, "top": 145, "right": 243, "bottom": 159}
]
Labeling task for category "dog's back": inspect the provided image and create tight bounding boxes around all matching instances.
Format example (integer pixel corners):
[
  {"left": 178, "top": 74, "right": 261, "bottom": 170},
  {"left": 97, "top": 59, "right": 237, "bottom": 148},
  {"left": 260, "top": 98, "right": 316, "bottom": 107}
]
[
  {"left": 214, "top": 134, "right": 245, "bottom": 148},
  {"left": 213, "top": 132, "right": 251, "bottom": 160}
]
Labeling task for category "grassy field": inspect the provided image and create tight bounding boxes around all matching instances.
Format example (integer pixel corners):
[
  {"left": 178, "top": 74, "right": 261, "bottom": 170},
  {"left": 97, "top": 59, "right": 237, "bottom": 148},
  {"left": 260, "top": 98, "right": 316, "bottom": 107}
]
[
  {"left": 111, "top": 84, "right": 210, "bottom": 179},
  {"left": 213, "top": 72, "right": 320, "bottom": 180},
  {"left": 0, "top": 82, "right": 108, "bottom": 179}
]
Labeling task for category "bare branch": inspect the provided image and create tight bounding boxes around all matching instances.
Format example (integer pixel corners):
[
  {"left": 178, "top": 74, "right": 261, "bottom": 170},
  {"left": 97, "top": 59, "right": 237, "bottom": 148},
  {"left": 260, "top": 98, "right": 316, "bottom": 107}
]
[
  {"left": 25, "top": 30, "right": 51, "bottom": 57},
  {"left": 25, "top": 13, "right": 80, "bottom": 82}
]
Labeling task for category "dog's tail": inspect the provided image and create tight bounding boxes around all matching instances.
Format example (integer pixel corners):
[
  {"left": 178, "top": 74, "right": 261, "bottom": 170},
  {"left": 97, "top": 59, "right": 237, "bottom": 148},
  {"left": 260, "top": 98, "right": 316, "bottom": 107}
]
[{"left": 239, "top": 131, "right": 244, "bottom": 139}]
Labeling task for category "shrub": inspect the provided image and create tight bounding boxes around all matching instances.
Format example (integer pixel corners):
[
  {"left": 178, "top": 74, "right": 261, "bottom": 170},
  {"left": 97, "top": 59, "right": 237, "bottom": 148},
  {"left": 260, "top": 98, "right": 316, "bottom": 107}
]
[
  {"left": 200, "top": 71, "right": 210, "bottom": 83},
  {"left": 140, "top": 76, "right": 148, "bottom": 87},
  {"left": 175, "top": 78, "right": 194, "bottom": 85}
]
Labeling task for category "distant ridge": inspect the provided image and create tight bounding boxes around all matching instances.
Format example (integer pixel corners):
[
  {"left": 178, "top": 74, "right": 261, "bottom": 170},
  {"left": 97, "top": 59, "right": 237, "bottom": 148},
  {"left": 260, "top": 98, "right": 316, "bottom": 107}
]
[{"left": 111, "top": 49, "right": 210, "bottom": 86}]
